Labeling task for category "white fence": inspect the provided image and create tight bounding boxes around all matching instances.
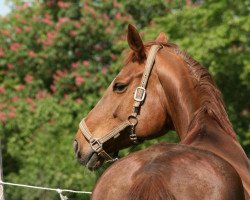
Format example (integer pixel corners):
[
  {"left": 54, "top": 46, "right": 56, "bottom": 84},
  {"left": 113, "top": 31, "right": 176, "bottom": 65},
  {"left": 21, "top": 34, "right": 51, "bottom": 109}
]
[{"left": 0, "top": 180, "right": 91, "bottom": 200}]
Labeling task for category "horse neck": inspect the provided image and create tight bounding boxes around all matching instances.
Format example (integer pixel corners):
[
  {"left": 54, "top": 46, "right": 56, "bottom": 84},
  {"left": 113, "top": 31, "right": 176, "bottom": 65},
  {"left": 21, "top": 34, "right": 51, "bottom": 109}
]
[{"left": 156, "top": 47, "right": 236, "bottom": 141}]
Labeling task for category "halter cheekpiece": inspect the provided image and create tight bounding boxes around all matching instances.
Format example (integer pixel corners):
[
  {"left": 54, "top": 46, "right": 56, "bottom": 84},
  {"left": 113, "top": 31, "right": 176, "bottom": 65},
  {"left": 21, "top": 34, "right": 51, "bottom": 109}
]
[{"left": 79, "top": 45, "right": 162, "bottom": 163}]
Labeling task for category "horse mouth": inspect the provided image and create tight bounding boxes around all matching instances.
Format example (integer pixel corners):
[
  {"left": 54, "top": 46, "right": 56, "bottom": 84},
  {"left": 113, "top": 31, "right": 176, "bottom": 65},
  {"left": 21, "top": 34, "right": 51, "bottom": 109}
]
[
  {"left": 76, "top": 148, "right": 119, "bottom": 170},
  {"left": 86, "top": 152, "right": 104, "bottom": 171}
]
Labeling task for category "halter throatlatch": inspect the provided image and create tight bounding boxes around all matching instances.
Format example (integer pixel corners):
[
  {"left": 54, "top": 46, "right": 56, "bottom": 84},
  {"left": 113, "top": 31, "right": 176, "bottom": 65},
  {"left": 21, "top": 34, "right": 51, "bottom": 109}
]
[{"left": 79, "top": 45, "right": 162, "bottom": 163}]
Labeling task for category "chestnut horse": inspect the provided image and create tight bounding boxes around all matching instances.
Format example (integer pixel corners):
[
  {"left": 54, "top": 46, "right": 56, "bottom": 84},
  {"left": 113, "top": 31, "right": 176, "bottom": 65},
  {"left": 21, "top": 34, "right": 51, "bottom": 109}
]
[
  {"left": 74, "top": 25, "right": 250, "bottom": 198},
  {"left": 92, "top": 143, "right": 244, "bottom": 200}
]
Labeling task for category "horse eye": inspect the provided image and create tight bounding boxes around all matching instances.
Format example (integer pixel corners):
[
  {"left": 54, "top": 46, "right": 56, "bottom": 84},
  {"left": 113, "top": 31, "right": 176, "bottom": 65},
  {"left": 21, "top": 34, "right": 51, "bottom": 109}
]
[{"left": 113, "top": 83, "right": 128, "bottom": 93}]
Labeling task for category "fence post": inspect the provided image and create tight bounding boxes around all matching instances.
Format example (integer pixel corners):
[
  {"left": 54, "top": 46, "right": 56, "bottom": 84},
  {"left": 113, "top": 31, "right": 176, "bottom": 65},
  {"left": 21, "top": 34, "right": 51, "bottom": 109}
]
[{"left": 0, "top": 140, "right": 4, "bottom": 200}]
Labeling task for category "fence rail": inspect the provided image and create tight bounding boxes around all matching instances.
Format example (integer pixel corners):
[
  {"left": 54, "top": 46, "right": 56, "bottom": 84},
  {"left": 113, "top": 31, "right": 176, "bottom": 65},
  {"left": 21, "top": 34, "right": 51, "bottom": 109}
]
[{"left": 0, "top": 181, "right": 91, "bottom": 200}]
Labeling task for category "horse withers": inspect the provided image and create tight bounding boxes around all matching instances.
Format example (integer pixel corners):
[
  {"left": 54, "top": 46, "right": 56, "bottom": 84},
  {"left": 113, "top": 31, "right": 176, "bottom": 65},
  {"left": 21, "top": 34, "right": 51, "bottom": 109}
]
[{"left": 74, "top": 24, "right": 250, "bottom": 198}]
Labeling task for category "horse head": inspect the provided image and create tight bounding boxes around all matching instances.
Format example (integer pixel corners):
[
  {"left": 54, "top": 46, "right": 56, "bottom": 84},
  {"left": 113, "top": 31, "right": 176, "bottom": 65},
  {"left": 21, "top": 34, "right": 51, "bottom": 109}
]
[{"left": 74, "top": 25, "right": 172, "bottom": 170}]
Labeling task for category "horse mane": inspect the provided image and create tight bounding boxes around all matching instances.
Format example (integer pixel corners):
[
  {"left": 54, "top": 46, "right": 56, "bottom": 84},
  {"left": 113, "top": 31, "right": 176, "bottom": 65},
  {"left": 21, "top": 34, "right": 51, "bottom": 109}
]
[
  {"left": 126, "top": 172, "right": 175, "bottom": 200},
  {"left": 124, "top": 41, "right": 236, "bottom": 139}
]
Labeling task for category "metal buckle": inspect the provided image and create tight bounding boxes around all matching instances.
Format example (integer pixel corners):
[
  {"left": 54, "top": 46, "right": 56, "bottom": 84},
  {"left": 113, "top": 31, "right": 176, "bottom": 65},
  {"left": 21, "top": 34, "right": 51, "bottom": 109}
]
[
  {"left": 134, "top": 87, "right": 146, "bottom": 102},
  {"left": 106, "top": 157, "right": 119, "bottom": 163},
  {"left": 90, "top": 139, "right": 102, "bottom": 153},
  {"left": 129, "top": 133, "right": 138, "bottom": 143}
]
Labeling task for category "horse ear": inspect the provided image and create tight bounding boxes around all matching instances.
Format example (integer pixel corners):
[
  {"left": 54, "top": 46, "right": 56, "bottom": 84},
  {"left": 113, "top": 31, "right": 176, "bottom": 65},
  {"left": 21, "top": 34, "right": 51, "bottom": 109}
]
[
  {"left": 155, "top": 32, "right": 168, "bottom": 43},
  {"left": 127, "top": 24, "right": 146, "bottom": 62}
]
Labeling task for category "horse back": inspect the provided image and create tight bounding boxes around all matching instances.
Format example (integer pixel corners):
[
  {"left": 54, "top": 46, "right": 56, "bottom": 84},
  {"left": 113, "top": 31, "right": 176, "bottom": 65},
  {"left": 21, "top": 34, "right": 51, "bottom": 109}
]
[{"left": 92, "top": 143, "right": 244, "bottom": 200}]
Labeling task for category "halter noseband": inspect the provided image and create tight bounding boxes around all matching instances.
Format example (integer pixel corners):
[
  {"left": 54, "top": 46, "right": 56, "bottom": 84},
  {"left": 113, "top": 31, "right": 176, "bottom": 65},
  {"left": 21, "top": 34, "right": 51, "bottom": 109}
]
[{"left": 79, "top": 45, "right": 162, "bottom": 163}]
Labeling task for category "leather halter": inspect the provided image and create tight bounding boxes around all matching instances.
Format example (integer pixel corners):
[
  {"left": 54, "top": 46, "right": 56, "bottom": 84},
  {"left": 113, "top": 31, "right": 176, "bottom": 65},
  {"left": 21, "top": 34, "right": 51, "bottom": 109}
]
[{"left": 79, "top": 45, "right": 162, "bottom": 163}]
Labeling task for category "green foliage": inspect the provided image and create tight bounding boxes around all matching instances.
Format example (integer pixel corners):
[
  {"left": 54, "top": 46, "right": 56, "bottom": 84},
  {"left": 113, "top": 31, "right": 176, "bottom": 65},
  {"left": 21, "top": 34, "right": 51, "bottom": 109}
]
[
  {"left": 0, "top": 0, "right": 249, "bottom": 199},
  {"left": 0, "top": 1, "right": 132, "bottom": 199}
]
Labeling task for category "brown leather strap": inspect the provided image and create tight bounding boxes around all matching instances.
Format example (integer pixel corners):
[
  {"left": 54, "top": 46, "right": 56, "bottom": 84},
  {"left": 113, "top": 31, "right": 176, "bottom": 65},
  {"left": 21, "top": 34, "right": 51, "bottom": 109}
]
[
  {"left": 99, "top": 120, "right": 131, "bottom": 144},
  {"left": 133, "top": 45, "right": 162, "bottom": 115},
  {"left": 79, "top": 118, "right": 93, "bottom": 141}
]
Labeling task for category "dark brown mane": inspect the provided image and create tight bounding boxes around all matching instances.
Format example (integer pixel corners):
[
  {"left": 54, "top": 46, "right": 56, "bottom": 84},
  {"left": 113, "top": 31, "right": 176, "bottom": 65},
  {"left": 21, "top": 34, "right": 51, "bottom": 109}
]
[
  {"left": 169, "top": 44, "right": 236, "bottom": 140},
  {"left": 124, "top": 41, "right": 236, "bottom": 139}
]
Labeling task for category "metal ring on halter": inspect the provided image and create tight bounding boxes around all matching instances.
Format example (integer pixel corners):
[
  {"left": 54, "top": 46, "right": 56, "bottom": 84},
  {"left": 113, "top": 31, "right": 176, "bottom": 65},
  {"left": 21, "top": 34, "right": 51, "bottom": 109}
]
[{"left": 128, "top": 115, "right": 138, "bottom": 126}]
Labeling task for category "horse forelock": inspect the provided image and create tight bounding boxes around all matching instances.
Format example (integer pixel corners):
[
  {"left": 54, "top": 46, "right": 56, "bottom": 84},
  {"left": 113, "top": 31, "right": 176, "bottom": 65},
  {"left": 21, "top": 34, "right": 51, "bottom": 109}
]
[{"left": 123, "top": 41, "right": 236, "bottom": 139}]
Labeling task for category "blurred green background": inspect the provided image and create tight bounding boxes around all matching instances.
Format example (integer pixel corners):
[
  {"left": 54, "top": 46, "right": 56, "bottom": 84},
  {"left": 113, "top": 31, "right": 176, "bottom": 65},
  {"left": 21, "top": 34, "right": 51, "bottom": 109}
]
[{"left": 0, "top": 0, "right": 249, "bottom": 199}]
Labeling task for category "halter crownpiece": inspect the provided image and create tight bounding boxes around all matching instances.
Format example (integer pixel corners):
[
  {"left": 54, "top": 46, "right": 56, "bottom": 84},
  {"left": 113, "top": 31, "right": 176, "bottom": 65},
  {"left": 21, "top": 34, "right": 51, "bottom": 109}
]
[{"left": 79, "top": 45, "right": 162, "bottom": 163}]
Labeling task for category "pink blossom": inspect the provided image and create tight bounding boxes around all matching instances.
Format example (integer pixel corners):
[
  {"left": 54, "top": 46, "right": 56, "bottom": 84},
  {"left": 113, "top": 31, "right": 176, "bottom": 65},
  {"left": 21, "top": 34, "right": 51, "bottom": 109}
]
[
  {"left": 105, "top": 27, "right": 111, "bottom": 33},
  {"left": 28, "top": 51, "right": 36, "bottom": 58},
  {"left": 58, "top": 17, "right": 70, "bottom": 25},
  {"left": 120, "top": 34, "right": 126, "bottom": 40},
  {"left": 29, "top": 105, "right": 36, "bottom": 112},
  {"left": 15, "top": 27, "right": 22, "bottom": 34},
  {"left": 16, "top": 3, "right": 29, "bottom": 11},
  {"left": 47, "top": 31, "right": 56, "bottom": 40},
  {"left": 0, "top": 47, "right": 5, "bottom": 57},
  {"left": 111, "top": 53, "right": 117, "bottom": 60},
  {"left": 42, "top": 31, "right": 56, "bottom": 47},
  {"left": 15, "top": 14, "right": 21, "bottom": 20},
  {"left": 24, "top": 26, "right": 32, "bottom": 32},
  {"left": 42, "top": 14, "right": 53, "bottom": 25},
  {"left": 102, "top": 14, "right": 109, "bottom": 20},
  {"left": 71, "top": 62, "right": 79, "bottom": 68},
  {"left": 8, "top": 112, "right": 16, "bottom": 118},
  {"left": 26, "top": 97, "right": 33, "bottom": 103},
  {"left": 11, "top": 96, "right": 19, "bottom": 102},
  {"left": 75, "top": 98, "right": 82, "bottom": 104},
  {"left": 15, "top": 84, "right": 25, "bottom": 91},
  {"left": 74, "top": 22, "right": 81, "bottom": 29},
  {"left": 24, "top": 74, "right": 33, "bottom": 83},
  {"left": 89, "top": 8, "right": 96, "bottom": 18},
  {"left": 53, "top": 74, "right": 59, "bottom": 82},
  {"left": 47, "top": 1, "right": 56, "bottom": 7},
  {"left": 8, "top": 106, "right": 16, "bottom": 112},
  {"left": 56, "top": 69, "right": 66, "bottom": 77},
  {"left": 50, "top": 85, "right": 56, "bottom": 93},
  {"left": 101, "top": 67, "right": 108, "bottom": 75},
  {"left": 75, "top": 76, "right": 85, "bottom": 86},
  {"left": 82, "top": 60, "right": 90, "bottom": 67},
  {"left": 57, "top": 1, "right": 69, "bottom": 8},
  {"left": 7, "top": 64, "right": 14, "bottom": 70},
  {"left": 32, "top": 15, "right": 39, "bottom": 22},
  {"left": 36, "top": 90, "right": 48, "bottom": 99},
  {"left": 70, "top": 30, "right": 77, "bottom": 37},
  {"left": 0, "top": 86, "right": 5, "bottom": 94},
  {"left": 0, "top": 112, "right": 7, "bottom": 122},
  {"left": 42, "top": 17, "right": 53, "bottom": 26},
  {"left": 10, "top": 43, "right": 22, "bottom": 52},
  {"left": 83, "top": 1, "right": 89, "bottom": 11},
  {"left": 1, "top": 29, "right": 11, "bottom": 36},
  {"left": 109, "top": 22, "right": 114, "bottom": 28},
  {"left": 115, "top": 13, "right": 122, "bottom": 20},
  {"left": 71, "top": 72, "right": 78, "bottom": 77},
  {"left": 0, "top": 103, "right": 6, "bottom": 110},
  {"left": 113, "top": 0, "right": 121, "bottom": 8}
]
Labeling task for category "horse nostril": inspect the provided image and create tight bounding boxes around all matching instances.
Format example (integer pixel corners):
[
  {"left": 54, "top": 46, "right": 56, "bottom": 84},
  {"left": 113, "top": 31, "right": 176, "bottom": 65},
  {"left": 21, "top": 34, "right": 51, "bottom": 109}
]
[
  {"left": 73, "top": 140, "right": 78, "bottom": 153},
  {"left": 77, "top": 151, "right": 82, "bottom": 159}
]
